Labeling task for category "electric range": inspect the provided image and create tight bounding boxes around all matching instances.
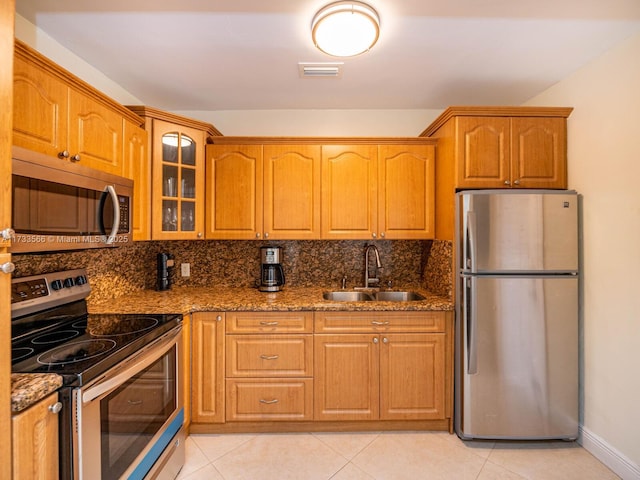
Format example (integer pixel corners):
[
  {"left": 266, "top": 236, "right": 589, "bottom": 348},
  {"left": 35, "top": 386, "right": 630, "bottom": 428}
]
[{"left": 11, "top": 268, "right": 184, "bottom": 479}]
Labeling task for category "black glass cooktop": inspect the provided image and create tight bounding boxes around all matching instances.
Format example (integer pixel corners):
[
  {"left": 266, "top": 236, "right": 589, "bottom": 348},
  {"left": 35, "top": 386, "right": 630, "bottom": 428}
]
[{"left": 11, "top": 310, "right": 182, "bottom": 386}]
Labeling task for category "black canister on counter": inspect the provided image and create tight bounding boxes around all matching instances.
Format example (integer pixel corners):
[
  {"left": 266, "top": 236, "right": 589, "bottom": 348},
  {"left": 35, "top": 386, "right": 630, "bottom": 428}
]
[{"left": 156, "top": 252, "right": 175, "bottom": 291}]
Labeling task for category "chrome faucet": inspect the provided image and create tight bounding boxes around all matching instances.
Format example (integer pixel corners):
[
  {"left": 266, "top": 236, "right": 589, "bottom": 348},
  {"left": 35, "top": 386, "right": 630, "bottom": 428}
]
[{"left": 363, "top": 244, "right": 383, "bottom": 289}]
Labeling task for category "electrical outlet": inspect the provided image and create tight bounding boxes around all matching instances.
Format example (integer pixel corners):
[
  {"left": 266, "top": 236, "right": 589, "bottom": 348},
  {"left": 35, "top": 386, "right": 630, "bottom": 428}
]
[{"left": 181, "top": 263, "right": 190, "bottom": 277}]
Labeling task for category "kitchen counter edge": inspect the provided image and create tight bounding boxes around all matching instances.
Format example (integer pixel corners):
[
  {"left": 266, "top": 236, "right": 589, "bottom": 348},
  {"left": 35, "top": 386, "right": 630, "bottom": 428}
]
[{"left": 88, "top": 286, "right": 453, "bottom": 315}]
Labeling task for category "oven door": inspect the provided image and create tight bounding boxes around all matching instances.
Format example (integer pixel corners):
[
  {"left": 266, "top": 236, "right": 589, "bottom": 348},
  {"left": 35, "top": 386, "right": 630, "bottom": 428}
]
[{"left": 73, "top": 326, "right": 183, "bottom": 480}]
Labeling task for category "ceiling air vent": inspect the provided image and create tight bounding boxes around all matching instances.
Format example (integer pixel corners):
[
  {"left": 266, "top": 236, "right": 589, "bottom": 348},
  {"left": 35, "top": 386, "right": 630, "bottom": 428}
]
[{"left": 298, "top": 62, "right": 344, "bottom": 78}]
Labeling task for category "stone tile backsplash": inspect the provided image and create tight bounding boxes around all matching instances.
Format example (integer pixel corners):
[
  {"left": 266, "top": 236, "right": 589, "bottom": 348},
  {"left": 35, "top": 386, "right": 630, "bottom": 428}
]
[{"left": 11, "top": 239, "right": 452, "bottom": 304}]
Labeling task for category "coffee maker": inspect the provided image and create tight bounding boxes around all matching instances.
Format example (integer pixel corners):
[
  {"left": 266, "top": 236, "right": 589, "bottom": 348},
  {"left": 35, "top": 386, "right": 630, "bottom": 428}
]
[
  {"left": 156, "top": 252, "right": 175, "bottom": 291},
  {"left": 259, "top": 246, "right": 285, "bottom": 292}
]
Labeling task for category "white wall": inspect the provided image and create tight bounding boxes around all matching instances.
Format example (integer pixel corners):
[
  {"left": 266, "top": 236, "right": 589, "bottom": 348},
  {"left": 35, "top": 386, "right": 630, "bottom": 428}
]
[
  {"left": 15, "top": 14, "right": 142, "bottom": 105},
  {"left": 526, "top": 32, "right": 640, "bottom": 477},
  {"left": 173, "top": 109, "right": 440, "bottom": 137}
]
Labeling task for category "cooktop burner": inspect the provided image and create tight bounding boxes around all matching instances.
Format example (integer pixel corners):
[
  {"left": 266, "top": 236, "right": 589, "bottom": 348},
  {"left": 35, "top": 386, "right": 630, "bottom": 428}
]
[{"left": 37, "top": 339, "right": 117, "bottom": 365}]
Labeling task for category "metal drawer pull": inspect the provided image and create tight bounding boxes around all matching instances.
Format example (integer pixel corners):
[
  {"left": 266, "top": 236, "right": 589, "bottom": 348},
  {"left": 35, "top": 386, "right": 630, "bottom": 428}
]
[
  {"left": 260, "top": 354, "right": 279, "bottom": 360},
  {"left": 49, "top": 402, "right": 63, "bottom": 414},
  {"left": 259, "top": 321, "right": 279, "bottom": 326},
  {"left": 128, "top": 399, "right": 143, "bottom": 406},
  {"left": 371, "top": 321, "right": 390, "bottom": 325},
  {"left": 259, "top": 398, "right": 279, "bottom": 404}
]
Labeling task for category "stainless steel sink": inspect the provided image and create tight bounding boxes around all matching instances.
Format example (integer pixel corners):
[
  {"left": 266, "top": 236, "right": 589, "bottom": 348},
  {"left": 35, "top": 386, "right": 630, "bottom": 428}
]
[
  {"left": 373, "top": 291, "right": 426, "bottom": 302},
  {"left": 322, "top": 291, "right": 374, "bottom": 301},
  {"left": 322, "top": 290, "right": 425, "bottom": 302}
]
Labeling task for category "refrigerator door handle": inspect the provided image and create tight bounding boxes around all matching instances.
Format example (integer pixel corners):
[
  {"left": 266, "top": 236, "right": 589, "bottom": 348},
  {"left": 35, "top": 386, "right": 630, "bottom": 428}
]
[
  {"left": 467, "top": 211, "right": 477, "bottom": 273},
  {"left": 466, "top": 276, "right": 478, "bottom": 374}
]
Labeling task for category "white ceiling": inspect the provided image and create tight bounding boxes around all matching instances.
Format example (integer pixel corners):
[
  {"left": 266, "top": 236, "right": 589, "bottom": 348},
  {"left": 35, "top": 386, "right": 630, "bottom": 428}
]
[{"left": 15, "top": 0, "right": 640, "bottom": 111}]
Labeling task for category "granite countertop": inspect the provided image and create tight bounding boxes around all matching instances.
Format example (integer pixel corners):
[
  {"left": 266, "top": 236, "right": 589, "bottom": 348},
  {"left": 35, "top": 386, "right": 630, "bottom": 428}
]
[
  {"left": 88, "top": 286, "right": 453, "bottom": 314},
  {"left": 13, "top": 286, "right": 452, "bottom": 413},
  {"left": 11, "top": 373, "right": 63, "bottom": 413}
]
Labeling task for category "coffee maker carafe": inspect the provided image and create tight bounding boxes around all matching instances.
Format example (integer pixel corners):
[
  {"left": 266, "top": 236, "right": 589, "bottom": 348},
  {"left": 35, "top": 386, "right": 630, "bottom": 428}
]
[
  {"left": 259, "top": 246, "right": 285, "bottom": 292},
  {"left": 156, "top": 252, "right": 175, "bottom": 291}
]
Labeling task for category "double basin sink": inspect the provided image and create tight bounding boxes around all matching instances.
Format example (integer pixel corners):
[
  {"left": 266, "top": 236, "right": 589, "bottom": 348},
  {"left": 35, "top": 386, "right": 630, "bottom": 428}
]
[{"left": 322, "top": 290, "right": 426, "bottom": 302}]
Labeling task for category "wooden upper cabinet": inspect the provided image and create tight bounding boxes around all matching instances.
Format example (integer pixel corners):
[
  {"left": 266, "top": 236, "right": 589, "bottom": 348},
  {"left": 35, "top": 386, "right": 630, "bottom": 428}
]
[
  {"left": 321, "top": 144, "right": 378, "bottom": 239},
  {"left": 455, "top": 116, "right": 567, "bottom": 189},
  {"left": 13, "top": 54, "right": 68, "bottom": 158},
  {"left": 206, "top": 139, "right": 436, "bottom": 240},
  {"left": 206, "top": 143, "right": 321, "bottom": 240},
  {"left": 13, "top": 41, "right": 147, "bottom": 176},
  {"left": 151, "top": 120, "right": 206, "bottom": 240},
  {"left": 510, "top": 117, "right": 567, "bottom": 188},
  {"left": 123, "top": 119, "right": 149, "bottom": 241},
  {"left": 263, "top": 144, "right": 321, "bottom": 240},
  {"left": 456, "top": 116, "right": 510, "bottom": 188},
  {"left": 67, "top": 88, "right": 123, "bottom": 175},
  {"left": 378, "top": 144, "right": 435, "bottom": 239},
  {"left": 206, "top": 144, "right": 263, "bottom": 239}
]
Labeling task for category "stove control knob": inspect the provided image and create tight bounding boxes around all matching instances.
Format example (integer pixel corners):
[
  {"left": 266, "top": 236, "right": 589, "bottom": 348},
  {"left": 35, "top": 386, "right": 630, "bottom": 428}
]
[
  {"left": 63, "top": 277, "right": 75, "bottom": 288},
  {"left": 51, "top": 279, "right": 63, "bottom": 290},
  {"left": 75, "top": 275, "right": 87, "bottom": 285}
]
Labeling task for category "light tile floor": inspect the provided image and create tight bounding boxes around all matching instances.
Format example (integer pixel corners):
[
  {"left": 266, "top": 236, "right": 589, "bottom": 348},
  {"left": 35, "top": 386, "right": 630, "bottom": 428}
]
[{"left": 176, "top": 431, "right": 620, "bottom": 480}]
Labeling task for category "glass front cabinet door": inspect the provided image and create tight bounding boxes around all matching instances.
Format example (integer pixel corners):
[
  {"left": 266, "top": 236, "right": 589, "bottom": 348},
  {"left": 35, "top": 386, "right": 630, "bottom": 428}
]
[{"left": 152, "top": 120, "right": 205, "bottom": 239}]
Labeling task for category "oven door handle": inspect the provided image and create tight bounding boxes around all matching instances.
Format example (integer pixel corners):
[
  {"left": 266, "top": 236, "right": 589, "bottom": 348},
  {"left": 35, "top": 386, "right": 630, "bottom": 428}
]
[{"left": 82, "top": 326, "right": 181, "bottom": 404}]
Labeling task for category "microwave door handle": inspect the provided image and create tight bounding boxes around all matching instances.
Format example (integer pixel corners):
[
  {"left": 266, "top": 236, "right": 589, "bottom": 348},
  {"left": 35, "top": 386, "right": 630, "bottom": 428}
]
[{"left": 99, "top": 185, "right": 120, "bottom": 244}]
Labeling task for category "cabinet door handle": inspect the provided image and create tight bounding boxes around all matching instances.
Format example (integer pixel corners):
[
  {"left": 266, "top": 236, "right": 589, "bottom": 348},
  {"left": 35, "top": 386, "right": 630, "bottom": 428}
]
[
  {"left": 259, "top": 398, "right": 279, "bottom": 404},
  {"left": 70, "top": 154, "right": 81, "bottom": 162},
  {"left": 264, "top": 232, "right": 269, "bottom": 238},
  {"left": 371, "top": 320, "right": 390, "bottom": 326},
  {"left": 504, "top": 180, "right": 511, "bottom": 185},
  {"left": 127, "top": 399, "right": 143, "bottom": 406},
  {"left": 259, "top": 321, "right": 279, "bottom": 326},
  {"left": 373, "top": 337, "right": 379, "bottom": 344},
  {"left": 382, "top": 337, "right": 389, "bottom": 344},
  {"left": 514, "top": 179, "right": 521, "bottom": 185},
  {"left": 1, "top": 228, "right": 14, "bottom": 240},
  {"left": 49, "top": 402, "right": 63, "bottom": 414},
  {"left": 260, "top": 354, "right": 279, "bottom": 360},
  {"left": 58, "top": 150, "right": 70, "bottom": 159},
  {"left": 216, "top": 315, "right": 222, "bottom": 322},
  {"left": 0, "top": 262, "right": 15, "bottom": 274}
]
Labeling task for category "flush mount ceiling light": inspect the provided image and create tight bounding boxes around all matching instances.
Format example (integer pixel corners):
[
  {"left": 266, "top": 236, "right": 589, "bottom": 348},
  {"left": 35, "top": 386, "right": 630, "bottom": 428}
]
[{"left": 311, "top": 1, "right": 380, "bottom": 57}]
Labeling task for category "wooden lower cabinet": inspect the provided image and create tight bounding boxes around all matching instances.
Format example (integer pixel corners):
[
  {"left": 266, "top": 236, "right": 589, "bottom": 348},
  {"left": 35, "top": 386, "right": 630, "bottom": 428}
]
[
  {"left": 225, "top": 312, "right": 314, "bottom": 423},
  {"left": 226, "top": 378, "right": 313, "bottom": 421},
  {"left": 190, "top": 310, "right": 452, "bottom": 432},
  {"left": 12, "top": 392, "right": 60, "bottom": 480},
  {"left": 314, "top": 332, "right": 446, "bottom": 421},
  {"left": 191, "top": 312, "right": 225, "bottom": 424},
  {"left": 380, "top": 333, "right": 445, "bottom": 420}
]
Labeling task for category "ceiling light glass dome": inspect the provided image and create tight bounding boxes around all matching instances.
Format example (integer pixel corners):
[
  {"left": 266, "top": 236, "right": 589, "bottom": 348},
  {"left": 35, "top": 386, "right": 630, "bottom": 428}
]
[{"left": 311, "top": 2, "right": 380, "bottom": 57}]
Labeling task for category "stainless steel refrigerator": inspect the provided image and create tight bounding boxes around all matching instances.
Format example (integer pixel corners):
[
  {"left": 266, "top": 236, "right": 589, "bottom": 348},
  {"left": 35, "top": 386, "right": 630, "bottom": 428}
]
[{"left": 455, "top": 189, "right": 579, "bottom": 440}]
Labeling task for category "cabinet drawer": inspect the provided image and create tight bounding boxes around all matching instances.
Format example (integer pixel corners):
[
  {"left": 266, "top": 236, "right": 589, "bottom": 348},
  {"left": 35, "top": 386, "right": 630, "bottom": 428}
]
[
  {"left": 226, "top": 335, "right": 313, "bottom": 377},
  {"left": 226, "top": 312, "right": 313, "bottom": 333},
  {"left": 225, "top": 379, "right": 313, "bottom": 421},
  {"left": 314, "top": 311, "right": 445, "bottom": 333}
]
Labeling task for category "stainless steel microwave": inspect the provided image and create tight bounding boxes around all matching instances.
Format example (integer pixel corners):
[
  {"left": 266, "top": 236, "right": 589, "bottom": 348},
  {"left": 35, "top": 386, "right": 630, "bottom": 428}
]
[{"left": 10, "top": 146, "right": 133, "bottom": 253}]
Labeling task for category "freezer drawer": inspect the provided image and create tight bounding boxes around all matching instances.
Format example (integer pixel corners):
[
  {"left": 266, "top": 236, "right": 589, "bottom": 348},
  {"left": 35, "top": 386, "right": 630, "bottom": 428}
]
[
  {"left": 458, "top": 190, "right": 579, "bottom": 273},
  {"left": 457, "top": 275, "right": 578, "bottom": 439}
]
